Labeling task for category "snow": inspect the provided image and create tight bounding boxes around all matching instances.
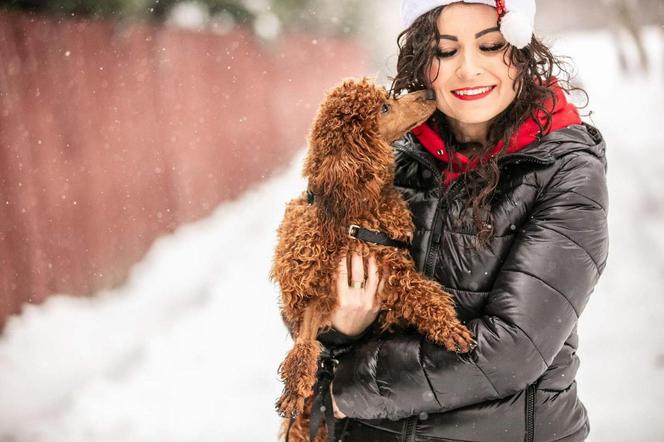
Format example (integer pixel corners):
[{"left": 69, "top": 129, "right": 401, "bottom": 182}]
[
  {"left": 551, "top": 27, "right": 664, "bottom": 441},
  {"left": 0, "top": 28, "right": 663, "bottom": 441},
  {"left": 0, "top": 154, "right": 305, "bottom": 441}
]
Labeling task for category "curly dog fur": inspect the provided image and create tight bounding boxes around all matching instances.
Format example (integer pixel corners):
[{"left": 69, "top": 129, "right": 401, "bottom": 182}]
[{"left": 270, "top": 78, "right": 475, "bottom": 441}]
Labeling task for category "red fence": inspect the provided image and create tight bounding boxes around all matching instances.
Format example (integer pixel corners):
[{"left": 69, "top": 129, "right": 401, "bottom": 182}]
[{"left": 0, "top": 11, "right": 369, "bottom": 328}]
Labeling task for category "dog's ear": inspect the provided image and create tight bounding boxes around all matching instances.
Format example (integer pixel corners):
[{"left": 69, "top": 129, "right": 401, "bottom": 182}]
[
  {"left": 306, "top": 130, "right": 390, "bottom": 225},
  {"left": 302, "top": 78, "right": 394, "bottom": 226}
]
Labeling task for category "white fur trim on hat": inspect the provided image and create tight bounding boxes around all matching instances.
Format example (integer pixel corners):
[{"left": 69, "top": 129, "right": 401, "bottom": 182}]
[
  {"left": 399, "top": 0, "right": 536, "bottom": 49},
  {"left": 400, "top": 0, "right": 495, "bottom": 29},
  {"left": 500, "top": 0, "right": 536, "bottom": 48}
]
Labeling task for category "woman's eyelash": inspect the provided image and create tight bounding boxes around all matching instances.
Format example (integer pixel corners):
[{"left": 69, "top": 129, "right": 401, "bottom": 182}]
[
  {"left": 434, "top": 49, "right": 456, "bottom": 58},
  {"left": 434, "top": 42, "right": 507, "bottom": 59},
  {"left": 482, "top": 42, "right": 507, "bottom": 52}
]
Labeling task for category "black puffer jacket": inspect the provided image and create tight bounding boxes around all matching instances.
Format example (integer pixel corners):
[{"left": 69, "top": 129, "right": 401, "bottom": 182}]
[{"left": 322, "top": 122, "right": 609, "bottom": 442}]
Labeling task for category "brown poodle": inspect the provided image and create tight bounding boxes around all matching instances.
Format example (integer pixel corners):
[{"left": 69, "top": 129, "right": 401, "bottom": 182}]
[{"left": 270, "top": 78, "right": 475, "bottom": 441}]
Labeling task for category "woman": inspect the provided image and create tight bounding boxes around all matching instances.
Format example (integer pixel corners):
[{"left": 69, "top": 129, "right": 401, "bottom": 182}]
[{"left": 317, "top": 1, "right": 609, "bottom": 441}]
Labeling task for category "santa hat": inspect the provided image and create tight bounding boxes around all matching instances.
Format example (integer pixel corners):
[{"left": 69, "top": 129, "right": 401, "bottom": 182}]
[{"left": 400, "top": 0, "right": 536, "bottom": 49}]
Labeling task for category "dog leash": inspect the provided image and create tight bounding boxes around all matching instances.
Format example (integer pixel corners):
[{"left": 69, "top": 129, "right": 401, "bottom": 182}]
[
  {"left": 306, "top": 190, "right": 410, "bottom": 250},
  {"left": 308, "top": 349, "right": 338, "bottom": 442},
  {"left": 282, "top": 348, "right": 339, "bottom": 442}
]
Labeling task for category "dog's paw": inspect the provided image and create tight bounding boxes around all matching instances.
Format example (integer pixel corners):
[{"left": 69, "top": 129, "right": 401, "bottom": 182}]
[
  {"left": 429, "top": 322, "right": 475, "bottom": 353},
  {"left": 448, "top": 323, "right": 475, "bottom": 353}
]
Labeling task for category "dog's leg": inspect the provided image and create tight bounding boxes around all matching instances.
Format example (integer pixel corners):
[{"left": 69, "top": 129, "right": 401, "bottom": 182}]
[
  {"left": 383, "top": 268, "right": 475, "bottom": 353},
  {"left": 276, "top": 303, "right": 323, "bottom": 417}
]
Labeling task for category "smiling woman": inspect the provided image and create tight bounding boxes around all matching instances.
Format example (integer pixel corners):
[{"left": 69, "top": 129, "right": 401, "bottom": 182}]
[
  {"left": 428, "top": 6, "right": 519, "bottom": 145},
  {"left": 389, "top": 0, "right": 586, "bottom": 247},
  {"left": 312, "top": 1, "right": 610, "bottom": 442}
]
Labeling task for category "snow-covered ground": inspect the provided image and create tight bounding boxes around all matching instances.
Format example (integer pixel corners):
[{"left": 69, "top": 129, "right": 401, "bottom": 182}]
[
  {"left": 0, "top": 28, "right": 662, "bottom": 442},
  {"left": 0, "top": 151, "right": 303, "bottom": 441}
]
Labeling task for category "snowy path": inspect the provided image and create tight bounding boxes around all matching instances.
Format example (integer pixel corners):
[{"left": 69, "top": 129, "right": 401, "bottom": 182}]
[{"left": 0, "top": 29, "right": 662, "bottom": 441}]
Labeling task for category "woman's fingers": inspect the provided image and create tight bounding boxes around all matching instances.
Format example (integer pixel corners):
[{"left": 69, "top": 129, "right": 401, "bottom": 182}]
[
  {"left": 336, "top": 254, "right": 348, "bottom": 293},
  {"left": 330, "top": 252, "right": 388, "bottom": 335},
  {"left": 366, "top": 255, "right": 382, "bottom": 312},
  {"left": 350, "top": 252, "right": 365, "bottom": 286},
  {"left": 337, "top": 252, "right": 386, "bottom": 297},
  {"left": 364, "top": 254, "right": 379, "bottom": 292}
]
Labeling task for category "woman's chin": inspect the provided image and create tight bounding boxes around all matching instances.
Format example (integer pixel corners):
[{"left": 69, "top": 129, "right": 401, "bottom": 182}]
[{"left": 448, "top": 113, "right": 496, "bottom": 126}]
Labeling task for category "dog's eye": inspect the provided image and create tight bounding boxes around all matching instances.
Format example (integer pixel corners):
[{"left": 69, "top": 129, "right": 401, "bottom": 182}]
[{"left": 380, "top": 103, "right": 391, "bottom": 114}]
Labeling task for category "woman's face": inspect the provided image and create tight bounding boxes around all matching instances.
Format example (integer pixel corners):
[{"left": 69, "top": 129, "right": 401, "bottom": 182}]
[{"left": 427, "top": 3, "right": 520, "bottom": 128}]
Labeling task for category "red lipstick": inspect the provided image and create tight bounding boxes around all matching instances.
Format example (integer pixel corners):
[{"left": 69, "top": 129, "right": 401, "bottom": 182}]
[{"left": 451, "top": 85, "right": 496, "bottom": 101}]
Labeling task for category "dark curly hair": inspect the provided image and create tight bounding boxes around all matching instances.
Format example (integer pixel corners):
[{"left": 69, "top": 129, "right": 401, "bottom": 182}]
[{"left": 389, "top": 5, "right": 588, "bottom": 250}]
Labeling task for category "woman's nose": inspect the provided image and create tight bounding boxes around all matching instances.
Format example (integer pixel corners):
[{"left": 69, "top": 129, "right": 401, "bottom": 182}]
[{"left": 456, "top": 50, "right": 482, "bottom": 80}]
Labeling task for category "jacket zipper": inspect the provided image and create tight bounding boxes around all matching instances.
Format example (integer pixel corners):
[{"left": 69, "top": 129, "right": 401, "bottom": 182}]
[
  {"left": 423, "top": 179, "right": 462, "bottom": 277},
  {"left": 525, "top": 384, "right": 536, "bottom": 442},
  {"left": 403, "top": 415, "right": 418, "bottom": 442}
]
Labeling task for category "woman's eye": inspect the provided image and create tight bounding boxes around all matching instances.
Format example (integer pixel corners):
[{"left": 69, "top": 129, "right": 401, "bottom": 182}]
[
  {"left": 381, "top": 103, "right": 391, "bottom": 113},
  {"left": 435, "top": 49, "right": 456, "bottom": 58},
  {"left": 481, "top": 42, "right": 507, "bottom": 52}
]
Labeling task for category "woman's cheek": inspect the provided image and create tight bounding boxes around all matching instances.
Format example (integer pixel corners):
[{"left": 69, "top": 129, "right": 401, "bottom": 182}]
[
  {"left": 426, "top": 59, "right": 440, "bottom": 86},
  {"left": 427, "top": 61, "right": 452, "bottom": 114}
]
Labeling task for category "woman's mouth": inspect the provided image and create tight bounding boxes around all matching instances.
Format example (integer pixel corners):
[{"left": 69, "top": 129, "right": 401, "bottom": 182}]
[{"left": 451, "top": 85, "right": 496, "bottom": 101}]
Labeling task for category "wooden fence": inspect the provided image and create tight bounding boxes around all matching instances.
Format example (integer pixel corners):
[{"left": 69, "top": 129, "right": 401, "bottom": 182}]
[{"left": 0, "top": 11, "right": 369, "bottom": 328}]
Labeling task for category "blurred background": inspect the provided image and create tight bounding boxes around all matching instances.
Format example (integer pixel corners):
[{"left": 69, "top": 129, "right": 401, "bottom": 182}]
[{"left": 0, "top": 0, "right": 662, "bottom": 440}]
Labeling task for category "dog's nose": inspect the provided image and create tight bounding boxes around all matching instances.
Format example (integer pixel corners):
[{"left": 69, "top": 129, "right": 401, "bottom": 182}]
[{"left": 425, "top": 89, "right": 436, "bottom": 100}]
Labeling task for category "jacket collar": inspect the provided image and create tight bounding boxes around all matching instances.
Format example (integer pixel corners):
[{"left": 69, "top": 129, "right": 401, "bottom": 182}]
[{"left": 394, "top": 122, "right": 606, "bottom": 184}]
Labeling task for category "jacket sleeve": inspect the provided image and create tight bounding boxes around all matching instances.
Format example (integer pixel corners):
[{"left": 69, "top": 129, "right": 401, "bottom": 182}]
[
  {"left": 332, "top": 152, "right": 609, "bottom": 420},
  {"left": 317, "top": 323, "right": 375, "bottom": 348}
]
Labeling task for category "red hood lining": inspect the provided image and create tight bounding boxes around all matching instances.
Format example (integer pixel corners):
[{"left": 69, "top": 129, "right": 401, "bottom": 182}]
[{"left": 411, "top": 78, "right": 581, "bottom": 186}]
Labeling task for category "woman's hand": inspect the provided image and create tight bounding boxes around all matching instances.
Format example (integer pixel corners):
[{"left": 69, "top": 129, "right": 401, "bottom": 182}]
[
  {"left": 331, "top": 252, "right": 386, "bottom": 337},
  {"left": 328, "top": 253, "right": 386, "bottom": 420}
]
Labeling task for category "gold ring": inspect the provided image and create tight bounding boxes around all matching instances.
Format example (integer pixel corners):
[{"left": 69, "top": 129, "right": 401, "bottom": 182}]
[{"left": 350, "top": 280, "right": 365, "bottom": 289}]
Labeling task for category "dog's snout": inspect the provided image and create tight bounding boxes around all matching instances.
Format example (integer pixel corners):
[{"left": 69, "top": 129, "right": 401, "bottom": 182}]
[{"left": 425, "top": 89, "right": 436, "bottom": 101}]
